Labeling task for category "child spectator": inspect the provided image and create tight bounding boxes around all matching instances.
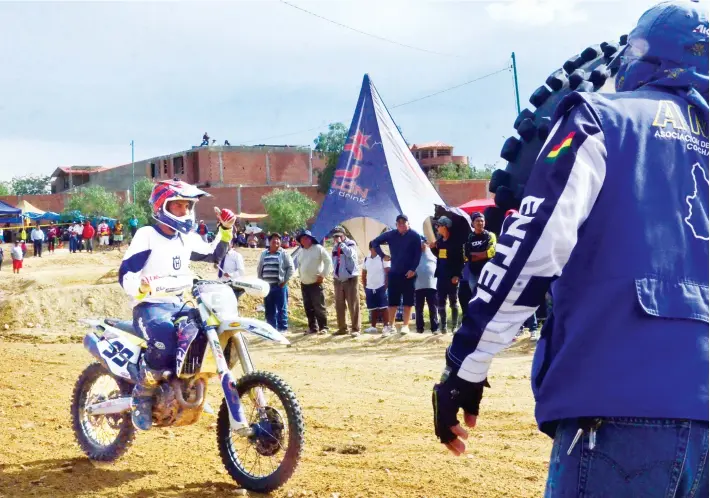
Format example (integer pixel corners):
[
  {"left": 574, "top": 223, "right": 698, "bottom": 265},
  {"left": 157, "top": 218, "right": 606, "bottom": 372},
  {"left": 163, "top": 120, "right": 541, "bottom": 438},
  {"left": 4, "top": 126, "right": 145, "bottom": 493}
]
[
  {"left": 11, "top": 241, "right": 23, "bottom": 274},
  {"left": 362, "top": 242, "right": 391, "bottom": 336},
  {"left": 20, "top": 240, "right": 27, "bottom": 258}
]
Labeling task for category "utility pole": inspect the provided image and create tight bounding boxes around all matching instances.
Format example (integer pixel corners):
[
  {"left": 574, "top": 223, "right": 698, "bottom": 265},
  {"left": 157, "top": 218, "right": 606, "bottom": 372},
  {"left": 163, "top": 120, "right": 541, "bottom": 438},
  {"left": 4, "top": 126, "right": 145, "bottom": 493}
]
[
  {"left": 511, "top": 52, "right": 521, "bottom": 116},
  {"left": 130, "top": 140, "right": 135, "bottom": 203}
]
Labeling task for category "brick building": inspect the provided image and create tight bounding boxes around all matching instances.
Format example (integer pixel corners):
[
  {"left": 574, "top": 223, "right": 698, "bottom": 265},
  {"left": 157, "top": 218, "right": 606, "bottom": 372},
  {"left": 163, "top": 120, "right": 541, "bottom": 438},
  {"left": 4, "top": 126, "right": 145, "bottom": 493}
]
[
  {"left": 51, "top": 145, "right": 326, "bottom": 195},
  {"left": 12, "top": 143, "right": 490, "bottom": 227},
  {"left": 409, "top": 142, "right": 468, "bottom": 174}
]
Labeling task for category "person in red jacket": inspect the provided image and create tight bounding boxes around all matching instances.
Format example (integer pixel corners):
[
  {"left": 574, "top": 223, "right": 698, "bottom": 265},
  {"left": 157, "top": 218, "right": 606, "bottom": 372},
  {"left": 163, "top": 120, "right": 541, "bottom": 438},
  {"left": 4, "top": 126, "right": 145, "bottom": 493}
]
[
  {"left": 197, "top": 220, "right": 208, "bottom": 242},
  {"left": 82, "top": 220, "right": 95, "bottom": 253}
]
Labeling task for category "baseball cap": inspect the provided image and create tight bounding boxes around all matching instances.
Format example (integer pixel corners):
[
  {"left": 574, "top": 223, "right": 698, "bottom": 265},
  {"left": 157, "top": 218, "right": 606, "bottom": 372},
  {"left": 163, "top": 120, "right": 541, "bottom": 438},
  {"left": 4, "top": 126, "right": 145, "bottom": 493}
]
[
  {"left": 471, "top": 212, "right": 484, "bottom": 221},
  {"left": 624, "top": 1, "right": 708, "bottom": 74},
  {"left": 396, "top": 214, "right": 409, "bottom": 222},
  {"left": 436, "top": 216, "right": 452, "bottom": 228},
  {"left": 331, "top": 225, "right": 346, "bottom": 237}
]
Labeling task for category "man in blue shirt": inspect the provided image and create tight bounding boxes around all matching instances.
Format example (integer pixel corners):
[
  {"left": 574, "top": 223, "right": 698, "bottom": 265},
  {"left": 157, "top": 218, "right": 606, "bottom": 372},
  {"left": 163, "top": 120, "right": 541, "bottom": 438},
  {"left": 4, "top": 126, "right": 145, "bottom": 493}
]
[
  {"left": 371, "top": 214, "right": 422, "bottom": 334},
  {"left": 431, "top": 1, "right": 709, "bottom": 495}
]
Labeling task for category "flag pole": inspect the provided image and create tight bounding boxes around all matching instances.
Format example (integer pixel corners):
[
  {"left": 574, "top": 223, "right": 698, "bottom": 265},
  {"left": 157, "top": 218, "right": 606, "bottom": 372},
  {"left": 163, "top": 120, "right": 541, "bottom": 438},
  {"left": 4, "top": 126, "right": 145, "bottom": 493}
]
[{"left": 511, "top": 52, "right": 521, "bottom": 116}]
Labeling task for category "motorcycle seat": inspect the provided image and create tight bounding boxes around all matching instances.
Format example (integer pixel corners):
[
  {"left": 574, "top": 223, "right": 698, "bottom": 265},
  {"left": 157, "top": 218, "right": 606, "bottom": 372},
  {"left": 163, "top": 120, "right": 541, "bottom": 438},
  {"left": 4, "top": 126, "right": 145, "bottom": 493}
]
[{"left": 104, "top": 318, "right": 145, "bottom": 340}]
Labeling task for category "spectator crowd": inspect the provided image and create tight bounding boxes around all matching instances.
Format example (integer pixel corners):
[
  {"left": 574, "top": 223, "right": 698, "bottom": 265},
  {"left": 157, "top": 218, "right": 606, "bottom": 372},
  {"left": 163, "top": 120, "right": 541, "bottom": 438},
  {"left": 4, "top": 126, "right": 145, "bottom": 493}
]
[{"left": 246, "top": 211, "right": 517, "bottom": 339}]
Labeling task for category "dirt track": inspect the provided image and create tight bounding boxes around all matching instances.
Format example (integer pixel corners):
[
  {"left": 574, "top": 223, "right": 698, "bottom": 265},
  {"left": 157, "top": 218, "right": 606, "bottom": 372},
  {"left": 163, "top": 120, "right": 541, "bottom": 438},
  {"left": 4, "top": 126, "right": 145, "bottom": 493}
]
[{"left": 0, "top": 246, "right": 550, "bottom": 497}]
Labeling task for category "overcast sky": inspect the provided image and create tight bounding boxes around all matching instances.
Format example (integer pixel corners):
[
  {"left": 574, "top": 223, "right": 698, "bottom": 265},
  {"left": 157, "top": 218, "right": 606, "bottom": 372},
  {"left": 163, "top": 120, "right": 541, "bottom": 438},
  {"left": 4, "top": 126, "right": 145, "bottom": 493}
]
[{"left": 0, "top": 0, "right": 655, "bottom": 182}]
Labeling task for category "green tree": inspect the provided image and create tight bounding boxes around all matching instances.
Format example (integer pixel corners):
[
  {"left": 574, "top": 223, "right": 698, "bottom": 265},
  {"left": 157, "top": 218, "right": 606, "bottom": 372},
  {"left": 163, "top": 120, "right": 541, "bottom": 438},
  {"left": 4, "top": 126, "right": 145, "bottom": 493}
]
[
  {"left": 0, "top": 182, "right": 11, "bottom": 196},
  {"left": 64, "top": 185, "right": 121, "bottom": 220},
  {"left": 314, "top": 122, "right": 348, "bottom": 193},
  {"left": 428, "top": 162, "right": 497, "bottom": 181},
  {"left": 261, "top": 189, "right": 317, "bottom": 233},
  {"left": 120, "top": 178, "right": 154, "bottom": 227},
  {"left": 11, "top": 175, "right": 51, "bottom": 195}
]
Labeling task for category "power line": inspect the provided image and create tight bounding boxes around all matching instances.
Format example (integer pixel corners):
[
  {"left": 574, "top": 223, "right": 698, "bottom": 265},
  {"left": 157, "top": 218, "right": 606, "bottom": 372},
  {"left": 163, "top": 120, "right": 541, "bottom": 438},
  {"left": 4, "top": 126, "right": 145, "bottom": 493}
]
[
  {"left": 279, "top": 0, "right": 462, "bottom": 58},
  {"left": 391, "top": 66, "right": 509, "bottom": 108},
  {"left": 240, "top": 65, "right": 509, "bottom": 145}
]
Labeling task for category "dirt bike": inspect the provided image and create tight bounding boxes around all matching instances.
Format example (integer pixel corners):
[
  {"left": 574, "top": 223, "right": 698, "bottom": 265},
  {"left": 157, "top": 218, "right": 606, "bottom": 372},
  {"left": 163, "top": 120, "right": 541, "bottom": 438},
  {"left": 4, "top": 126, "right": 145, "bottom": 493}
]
[{"left": 71, "top": 276, "right": 305, "bottom": 492}]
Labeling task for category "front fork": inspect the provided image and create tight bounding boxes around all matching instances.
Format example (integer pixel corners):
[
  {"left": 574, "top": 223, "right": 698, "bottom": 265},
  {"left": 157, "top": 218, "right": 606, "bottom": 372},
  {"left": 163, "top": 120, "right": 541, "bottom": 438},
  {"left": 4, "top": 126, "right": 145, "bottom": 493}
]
[{"left": 204, "top": 327, "right": 252, "bottom": 435}]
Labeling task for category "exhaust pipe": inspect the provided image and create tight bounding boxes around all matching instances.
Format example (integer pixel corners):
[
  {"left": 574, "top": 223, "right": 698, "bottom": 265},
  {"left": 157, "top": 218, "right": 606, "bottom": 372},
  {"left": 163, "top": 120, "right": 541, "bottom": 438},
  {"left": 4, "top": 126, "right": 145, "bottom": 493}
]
[
  {"left": 86, "top": 397, "right": 132, "bottom": 415},
  {"left": 173, "top": 378, "right": 205, "bottom": 409}
]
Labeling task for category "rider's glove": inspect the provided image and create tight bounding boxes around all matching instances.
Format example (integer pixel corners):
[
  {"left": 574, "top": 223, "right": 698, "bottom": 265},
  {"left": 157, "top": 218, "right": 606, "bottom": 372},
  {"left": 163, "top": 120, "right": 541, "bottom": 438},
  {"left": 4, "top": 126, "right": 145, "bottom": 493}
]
[
  {"left": 215, "top": 207, "right": 237, "bottom": 230},
  {"left": 432, "top": 366, "right": 489, "bottom": 444}
]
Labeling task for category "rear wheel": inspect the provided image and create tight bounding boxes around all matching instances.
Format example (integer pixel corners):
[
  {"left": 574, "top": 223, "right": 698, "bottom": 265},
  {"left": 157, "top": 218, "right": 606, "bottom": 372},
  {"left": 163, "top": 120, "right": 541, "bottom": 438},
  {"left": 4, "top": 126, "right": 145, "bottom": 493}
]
[
  {"left": 486, "top": 36, "right": 628, "bottom": 235},
  {"left": 217, "top": 371, "right": 305, "bottom": 492},
  {"left": 71, "top": 363, "right": 135, "bottom": 461}
]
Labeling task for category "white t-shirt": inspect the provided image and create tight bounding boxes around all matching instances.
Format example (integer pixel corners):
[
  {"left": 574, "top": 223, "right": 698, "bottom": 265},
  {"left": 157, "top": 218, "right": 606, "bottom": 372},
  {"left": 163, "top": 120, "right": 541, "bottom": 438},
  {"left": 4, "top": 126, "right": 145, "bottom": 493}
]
[
  {"left": 362, "top": 254, "right": 390, "bottom": 290},
  {"left": 221, "top": 249, "right": 245, "bottom": 279}
]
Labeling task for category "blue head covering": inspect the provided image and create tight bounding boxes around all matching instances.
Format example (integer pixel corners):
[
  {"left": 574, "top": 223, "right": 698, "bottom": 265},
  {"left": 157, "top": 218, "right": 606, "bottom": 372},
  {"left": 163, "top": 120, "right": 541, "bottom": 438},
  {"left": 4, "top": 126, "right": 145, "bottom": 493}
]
[{"left": 616, "top": 0, "right": 709, "bottom": 112}]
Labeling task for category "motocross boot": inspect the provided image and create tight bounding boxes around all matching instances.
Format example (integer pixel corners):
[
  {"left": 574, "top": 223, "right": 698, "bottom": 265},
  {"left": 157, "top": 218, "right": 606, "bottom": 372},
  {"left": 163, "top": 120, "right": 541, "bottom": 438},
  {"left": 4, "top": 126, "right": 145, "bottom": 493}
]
[{"left": 131, "top": 357, "right": 162, "bottom": 431}]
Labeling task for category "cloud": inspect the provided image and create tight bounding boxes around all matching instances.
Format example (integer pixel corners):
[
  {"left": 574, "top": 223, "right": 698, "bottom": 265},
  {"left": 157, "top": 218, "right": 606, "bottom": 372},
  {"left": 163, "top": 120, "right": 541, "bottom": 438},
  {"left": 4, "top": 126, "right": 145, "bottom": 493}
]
[{"left": 486, "top": 0, "right": 589, "bottom": 26}]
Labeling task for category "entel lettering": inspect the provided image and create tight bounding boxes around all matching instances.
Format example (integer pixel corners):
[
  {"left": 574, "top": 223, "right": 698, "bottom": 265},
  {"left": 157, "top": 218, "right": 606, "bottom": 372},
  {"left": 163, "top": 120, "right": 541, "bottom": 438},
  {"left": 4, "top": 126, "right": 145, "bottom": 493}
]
[{"left": 471, "top": 195, "right": 544, "bottom": 304}]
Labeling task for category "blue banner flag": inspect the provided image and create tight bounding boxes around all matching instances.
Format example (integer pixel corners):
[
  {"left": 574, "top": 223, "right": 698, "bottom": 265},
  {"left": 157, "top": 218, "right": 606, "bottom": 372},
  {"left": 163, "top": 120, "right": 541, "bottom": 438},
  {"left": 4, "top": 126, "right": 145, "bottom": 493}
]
[{"left": 311, "top": 74, "right": 444, "bottom": 252}]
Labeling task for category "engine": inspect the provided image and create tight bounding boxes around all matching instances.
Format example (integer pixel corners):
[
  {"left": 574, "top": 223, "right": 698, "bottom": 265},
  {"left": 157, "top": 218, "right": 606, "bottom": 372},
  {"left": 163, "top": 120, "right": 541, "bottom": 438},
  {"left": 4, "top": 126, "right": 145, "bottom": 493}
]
[{"left": 152, "top": 378, "right": 206, "bottom": 427}]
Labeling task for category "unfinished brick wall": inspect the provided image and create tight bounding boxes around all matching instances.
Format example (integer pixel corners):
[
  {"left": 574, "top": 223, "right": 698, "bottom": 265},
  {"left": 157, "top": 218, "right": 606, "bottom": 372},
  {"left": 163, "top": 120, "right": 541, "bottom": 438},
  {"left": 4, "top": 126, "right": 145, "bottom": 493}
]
[
  {"left": 2, "top": 180, "right": 489, "bottom": 226},
  {"left": 267, "top": 150, "right": 312, "bottom": 185},
  {"left": 220, "top": 150, "right": 268, "bottom": 185},
  {"left": 435, "top": 180, "right": 490, "bottom": 206}
]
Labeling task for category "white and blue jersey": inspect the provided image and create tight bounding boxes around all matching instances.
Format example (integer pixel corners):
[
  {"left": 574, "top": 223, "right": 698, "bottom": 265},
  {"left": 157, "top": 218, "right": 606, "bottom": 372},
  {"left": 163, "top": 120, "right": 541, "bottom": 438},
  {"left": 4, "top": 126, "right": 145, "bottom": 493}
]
[
  {"left": 449, "top": 89, "right": 708, "bottom": 434},
  {"left": 119, "top": 225, "right": 228, "bottom": 306}
]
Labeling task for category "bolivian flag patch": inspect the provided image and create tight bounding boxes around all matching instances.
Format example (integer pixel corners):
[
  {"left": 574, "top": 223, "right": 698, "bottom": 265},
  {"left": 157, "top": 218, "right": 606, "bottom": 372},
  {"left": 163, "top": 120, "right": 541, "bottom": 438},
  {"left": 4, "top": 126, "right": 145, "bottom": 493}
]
[{"left": 545, "top": 131, "right": 576, "bottom": 163}]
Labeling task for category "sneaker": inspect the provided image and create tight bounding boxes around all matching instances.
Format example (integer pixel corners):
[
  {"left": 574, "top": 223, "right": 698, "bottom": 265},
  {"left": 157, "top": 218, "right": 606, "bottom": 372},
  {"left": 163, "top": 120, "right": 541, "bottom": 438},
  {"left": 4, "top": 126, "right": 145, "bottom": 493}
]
[
  {"left": 332, "top": 330, "right": 348, "bottom": 336},
  {"left": 350, "top": 331, "right": 361, "bottom": 337},
  {"left": 304, "top": 329, "right": 317, "bottom": 335},
  {"left": 399, "top": 325, "right": 410, "bottom": 335},
  {"left": 317, "top": 328, "right": 329, "bottom": 335},
  {"left": 431, "top": 329, "right": 440, "bottom": 335},
  {"left": 381, "top": 326, "right": 393, "bottom": 337},
  {"left": 364, "top": 326, "right": 378, "bottom": 334}
]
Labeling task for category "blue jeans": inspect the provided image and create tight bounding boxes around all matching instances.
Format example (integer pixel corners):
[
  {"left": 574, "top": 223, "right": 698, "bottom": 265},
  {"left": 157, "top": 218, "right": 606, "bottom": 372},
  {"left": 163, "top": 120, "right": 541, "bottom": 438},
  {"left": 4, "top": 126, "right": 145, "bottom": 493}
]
[
  {"left": 133, "top": 302, "right": 184, "bottom": 370},
  {"left": 546, "top": 418, "right": 709, "bottom": 497},
  {"left": 468, "top": 271, "right": 480, "bottom": 292},
  {"left": 69, "top": 235, "right": 77, "bottom": 253},
  {"left": 525, "top": 313, "right": 538, "bottom": 331},
  {"left": 264, "top": 284, "right": 288, "bottom": 331}
]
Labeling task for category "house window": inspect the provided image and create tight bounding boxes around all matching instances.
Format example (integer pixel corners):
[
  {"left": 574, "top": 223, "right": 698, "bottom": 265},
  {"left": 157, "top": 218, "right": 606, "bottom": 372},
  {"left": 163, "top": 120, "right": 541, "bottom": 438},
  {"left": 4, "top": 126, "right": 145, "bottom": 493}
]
[
  {"left": 163, "top": 160, "right": 169, "bottom": 175},
  {"left": 437, "top": 149, "right": 452, "bottom": 157},
  {"left": 173, "top": 156, "right": 184, "bottom": 175},
  {"left": 150, "top": 163, "right": 157, "bottom": 179}
]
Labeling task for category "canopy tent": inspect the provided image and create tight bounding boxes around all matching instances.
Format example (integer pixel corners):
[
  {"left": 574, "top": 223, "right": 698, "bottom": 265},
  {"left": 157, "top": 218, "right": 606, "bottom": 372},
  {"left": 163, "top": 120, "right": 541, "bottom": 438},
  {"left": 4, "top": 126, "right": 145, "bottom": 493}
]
[
  {"left": 236, "top": 212, "right": 268, "bottom": 220},
  {"left": 0, "top": 200, "right": 21, "bottom": 218},
  {"left": 311, "top": 74, "right": 445, "bottom": 256},
  {"left": 459, "top": 198, "right": 496, "bottom": 215},
  {"left": 17, "top": 200, "right": 45, "bottom": 216}
]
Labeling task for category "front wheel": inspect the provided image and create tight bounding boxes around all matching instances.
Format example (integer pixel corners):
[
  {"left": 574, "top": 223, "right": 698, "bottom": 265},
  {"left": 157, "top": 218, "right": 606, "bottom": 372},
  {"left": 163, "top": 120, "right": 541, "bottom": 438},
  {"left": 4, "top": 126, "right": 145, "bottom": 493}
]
[
  {"left": 217, "top": 371, "right": 305, "bottom": 492},
  {"left": 71, "top": 363, "right": 135, "bottom": 461}
]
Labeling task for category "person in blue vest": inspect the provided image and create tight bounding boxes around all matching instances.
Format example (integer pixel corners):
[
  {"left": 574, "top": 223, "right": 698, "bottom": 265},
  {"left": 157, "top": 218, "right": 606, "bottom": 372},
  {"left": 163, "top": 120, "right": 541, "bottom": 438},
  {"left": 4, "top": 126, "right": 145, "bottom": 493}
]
[{"left": 431, "top": 1, "right": 709, "bottom": 495}]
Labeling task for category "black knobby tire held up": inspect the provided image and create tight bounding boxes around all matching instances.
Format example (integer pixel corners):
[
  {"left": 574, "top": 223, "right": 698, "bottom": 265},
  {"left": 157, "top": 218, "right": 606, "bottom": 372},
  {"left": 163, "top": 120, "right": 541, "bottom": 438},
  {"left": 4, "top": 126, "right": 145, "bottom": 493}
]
[
  {"left": 71, "top": 363, "right": 136, "bottom": 461},
  {"left": 485, "top": 36, "right": 628, "bottom": 235},
  {"left": 217, "top": 370, "right": 305, "bottom": 493}
]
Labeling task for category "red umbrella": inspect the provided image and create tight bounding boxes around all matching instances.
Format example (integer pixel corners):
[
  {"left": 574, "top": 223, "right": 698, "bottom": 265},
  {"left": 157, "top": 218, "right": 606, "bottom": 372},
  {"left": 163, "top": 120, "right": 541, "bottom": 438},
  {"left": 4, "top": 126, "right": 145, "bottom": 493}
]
[{"left": 459, "top": 198, "right": 495, "bottom": 215}]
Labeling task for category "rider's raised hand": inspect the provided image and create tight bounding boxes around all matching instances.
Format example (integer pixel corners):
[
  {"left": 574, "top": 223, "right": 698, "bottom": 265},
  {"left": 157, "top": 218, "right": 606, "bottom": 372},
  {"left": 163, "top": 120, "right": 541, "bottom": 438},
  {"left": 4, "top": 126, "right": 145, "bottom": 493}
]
[{"left": 214, "top": 207, "right": 237, "bottom": 230}]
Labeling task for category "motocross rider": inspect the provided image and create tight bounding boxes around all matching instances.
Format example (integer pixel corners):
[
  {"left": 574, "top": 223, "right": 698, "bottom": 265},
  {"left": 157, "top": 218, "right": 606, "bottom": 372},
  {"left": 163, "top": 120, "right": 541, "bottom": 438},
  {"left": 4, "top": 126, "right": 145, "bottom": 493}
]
[
  {"left": 432, "top": 1, "right": 708, "bottom": 494},
  {"left": 118, "top": 179, "right": 236, "bottom": 430}
]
